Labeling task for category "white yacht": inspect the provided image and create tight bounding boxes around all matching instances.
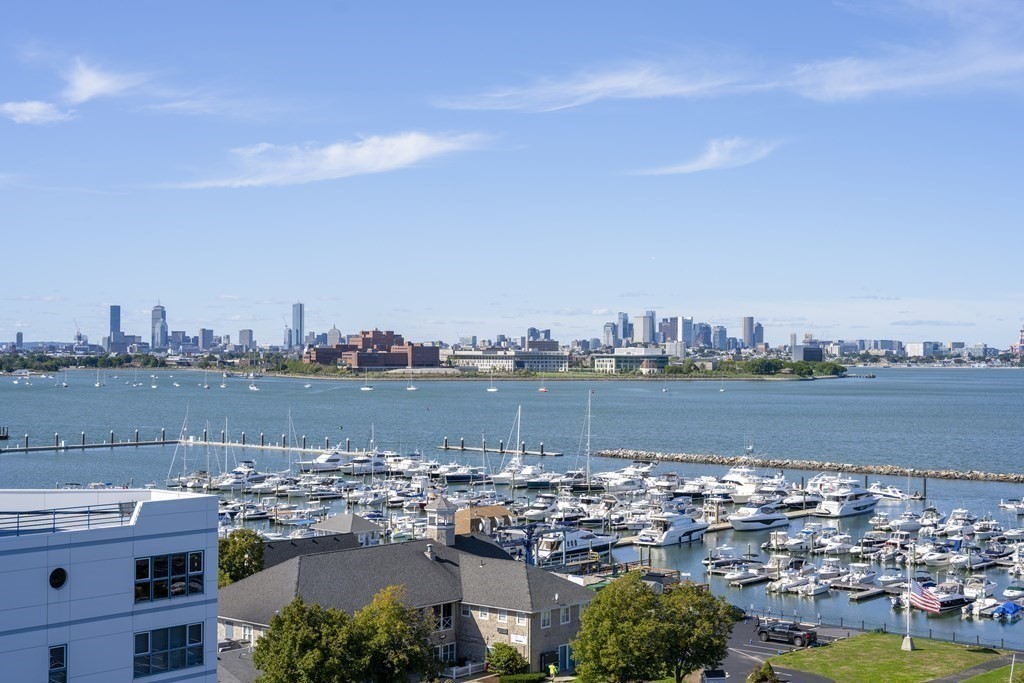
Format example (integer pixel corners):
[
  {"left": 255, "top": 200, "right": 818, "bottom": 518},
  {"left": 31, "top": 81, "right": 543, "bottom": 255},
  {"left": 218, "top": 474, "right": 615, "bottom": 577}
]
[
  {"left": 729, "top": 504, "right": 790, "bottom": 532},
  {"left": 813, "top": 483, "right": 880, "bottom": 518},
  {"left": 295, "top": 448, "right": 355, "bottom": 472},
  {"left": 536, "top": 528, "right": 618, "bottom": 565},
  {"left": 635, "top": 511, "right": 710, "bottom": 546}
]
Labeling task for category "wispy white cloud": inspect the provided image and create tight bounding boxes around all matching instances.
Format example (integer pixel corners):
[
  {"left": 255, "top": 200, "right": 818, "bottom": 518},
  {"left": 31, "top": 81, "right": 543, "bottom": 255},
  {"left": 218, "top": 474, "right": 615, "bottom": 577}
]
[
  {"left": 892, "top": 319, "right": 976, "bottom": 327},
  {"left": 439, "top": 64, "right": 737, "bottom": 112},
  {"left": 174, "top": 132, "right": 485, "bottom": 189},
  {"left": 635, "top": 138, "right": 779, "bottom": 175},
  {"left": 0, "top": 100, "right": 72, "bottom": 124},
  {"left": 61, "top": 58, "right": 148, "bottom": 104}
]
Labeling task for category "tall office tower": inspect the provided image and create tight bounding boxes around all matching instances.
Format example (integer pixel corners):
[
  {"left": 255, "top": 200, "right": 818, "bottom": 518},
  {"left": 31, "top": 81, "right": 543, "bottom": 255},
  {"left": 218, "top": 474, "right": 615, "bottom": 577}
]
[
  {"left": 790, "top": 333, "right": 797, "bottom": 351},
  {"left": 681, "top": 317, "right": 694, "bottom": 347},
  {"left": 659, "top": 317, "right": 679, "bottom": 343},
  {"left": 712, "top": 325, "right": 727, "bottom": 350},
  {"left": 527, "top": 327, "right": 540, "bottom": 341},
  {"left": 15, "top": 332, "right": 23, "bottom": 349},
  {"left": 616, "top": 312, "right": 632, "bottom": 344},
  {"left": 326, "top": 325, "right": 343, "bottom": 347},
  {"left": 638, "top": 310, "right": 656, "bottom": 344},
  {"left": 695, "top": 322, "right": 712, "bottom": 347},
  {"left": 198, "top": 328, "right": 214, "bottom": 351},
  {"left": 291, "top": 302, "right": 305, "bottom": 349},
  {"left": 151, "top": 304, "right": 168, "bottom": 350},
  {"left": 540, "top": 329, "right": 551, "bottom": 341},
  {"left": 754, "top": 322, "right": 764, "bottom": 346},
  {"left": 602, "top": 322, "right": 619, "bottom": 348},
  {"left": 283, "top": 326, "right": 292, "bottom": 347},
  {"left": 742, "top": 317, "right": 755, "bottom": 348},
  {"left": 109, "top": 305, "right": 122, "bottom": 341},
  {"left": 239, "top": 329, "right": 255, "bottom": 350}
]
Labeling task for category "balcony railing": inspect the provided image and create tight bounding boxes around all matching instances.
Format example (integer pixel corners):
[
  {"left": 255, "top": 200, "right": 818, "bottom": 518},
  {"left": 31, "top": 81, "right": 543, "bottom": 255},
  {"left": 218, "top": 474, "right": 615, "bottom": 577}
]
[{"left": 0, "top": 502, "right": 137, "bottom": 537}]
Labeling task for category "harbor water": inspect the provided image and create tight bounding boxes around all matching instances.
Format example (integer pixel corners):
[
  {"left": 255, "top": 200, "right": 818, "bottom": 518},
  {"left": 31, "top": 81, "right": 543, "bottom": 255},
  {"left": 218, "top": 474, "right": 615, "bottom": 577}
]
[{"left": 2, "top": 367, "right": 1023, "bottom": 645}]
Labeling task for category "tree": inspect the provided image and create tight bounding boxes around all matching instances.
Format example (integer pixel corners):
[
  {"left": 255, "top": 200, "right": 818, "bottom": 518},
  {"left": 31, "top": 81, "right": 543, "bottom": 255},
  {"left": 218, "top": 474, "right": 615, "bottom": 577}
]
[
  {"left": 487, "top": 643, "right": 529, "bottom": 675},
  {"left": 218, "top": 528, "right": 264, "bottom": 586},
  {"left": 252, "top": 596, "right": 356, "bottom": 683},
  {"left": 350, "top": 585, "right": 436, "bottom": 683},
  {"left": 747, "top": 661, "right": 780, "bottom": 683},
  {"left": 572, "top": 572, "right": 664, "bottom": 683},
  {"left": 658, "top": 584, "right": 735, "bottom": 683}
]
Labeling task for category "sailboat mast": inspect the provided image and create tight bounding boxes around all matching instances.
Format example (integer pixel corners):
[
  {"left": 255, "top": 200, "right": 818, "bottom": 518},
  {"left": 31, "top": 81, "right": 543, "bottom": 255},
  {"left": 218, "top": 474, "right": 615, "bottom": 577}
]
[{"left": 585, "top": 391, "right": 592, "bottom": 484}]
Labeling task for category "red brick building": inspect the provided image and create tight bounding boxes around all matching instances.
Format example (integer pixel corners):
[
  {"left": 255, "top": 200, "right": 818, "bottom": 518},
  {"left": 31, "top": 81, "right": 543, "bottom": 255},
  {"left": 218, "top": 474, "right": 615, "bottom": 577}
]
[{"left": 303, "top": 329, "right": 440, "bottom": 368}]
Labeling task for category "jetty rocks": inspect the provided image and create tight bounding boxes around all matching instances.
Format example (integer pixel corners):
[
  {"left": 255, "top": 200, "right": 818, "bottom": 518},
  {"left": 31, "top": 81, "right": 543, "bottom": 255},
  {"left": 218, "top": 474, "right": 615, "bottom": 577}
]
[{"left": 595, "top": 449, "right": 1024, "bottom": 484}]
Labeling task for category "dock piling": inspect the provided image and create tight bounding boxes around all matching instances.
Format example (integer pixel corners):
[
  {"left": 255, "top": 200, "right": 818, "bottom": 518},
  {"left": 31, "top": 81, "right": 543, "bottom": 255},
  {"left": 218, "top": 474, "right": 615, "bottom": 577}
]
[
  {"left": 302, "top": 436, "right": 306, "bottom": 450},
  {"left": 499, "top": 440, "right": 504, "bottom": 453},
  {"left": 109, "top": 431, "right": 114, "bottom": 446},
  {"left": 135, "top": 430, "right": 139, "bottom": 445},
  {"left": 54, "top": 433, "right": 58, "bottom": 448},
  {"left": 221, "top": 430, "right": 225, "bottom": 444},
  {"left": 203, "top": 429, "right": 207, "bottom": 443},
  {"left": 460, "top": 438, "right": 465, "bottom": 451},
  {"left": 241, "top": 432, "right": 246, "bottom": 445},
  {"left": 260, "top": 433, "right": 264, "bottom": 446},
  {"left": 281, "top": 434, "right": 286, "bottom": 448},
  {"left": 25, "top": 435, "right": 28, "bottom": 448},
  {"left": 443, "top": 436, "right": 448, "bottom": 450},
  {"left": 540, "top": 442, "right": 544, "bottom": 456},
  {"left": 346, "top": 438, "right": 350, "bottom": 452},
  {"left": 81, "top": 432, "right": 85, "bottom": 446}
]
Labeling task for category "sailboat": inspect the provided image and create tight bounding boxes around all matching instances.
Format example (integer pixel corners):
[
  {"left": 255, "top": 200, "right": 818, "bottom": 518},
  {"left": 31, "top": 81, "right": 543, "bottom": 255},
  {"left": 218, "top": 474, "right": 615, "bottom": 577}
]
[
  {"left": 248, "top": 380, "right": 260, "bottom": 391},
  {"left": 304, "top": 382, "right": 312, "bottom": 389},
  {"left": 661, "top": 377, "right": 668, "bottom": 393},
  {"left": 406, "top": 381, "right": 418, "bottom": 391},
  {"left": 719, "top": 378, "right": 725, "bottom": 392},
  {"left": 94, "top": 369, "right": 104, "bottom": 388},
  {"left": 202, "top": 370, "right": 210, "bottom": 390},
  {"left": 60, "top": 371, "right": 68, "bottom": 388},
  {"left": 360, "top": 370, "right": 374, "bottom": 391},
  {"left": 538, "top": 377, "right": 548, "bottom": 393},
  {"left": 487, "top": 375, "right": 498, "bottom": 392}
]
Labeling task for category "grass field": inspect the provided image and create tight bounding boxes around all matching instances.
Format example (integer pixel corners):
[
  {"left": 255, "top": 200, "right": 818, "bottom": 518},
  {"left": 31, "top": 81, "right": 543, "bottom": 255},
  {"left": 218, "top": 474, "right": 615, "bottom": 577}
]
[
  {"left": 770, "top": 633, "right": 1004, "bottom": 683},
  {"left": 962, "top": 664, "right": 1016, "bottom": 682}
]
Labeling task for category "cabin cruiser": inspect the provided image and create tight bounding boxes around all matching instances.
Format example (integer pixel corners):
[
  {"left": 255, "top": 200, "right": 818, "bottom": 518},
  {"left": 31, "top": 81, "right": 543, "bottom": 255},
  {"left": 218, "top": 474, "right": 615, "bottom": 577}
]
[
  {"left": 795, "top": 577, "right": 831, "bottom": 596},
  {"left": 782, "top": 489, "right": 824, "bottom": 509},
  {"left": 818, "top": 533, "right": 854, "bottom": 555},
  {"left": 535, "top": 528, "right": 618, "bottom": 565},
  {"left": 211, "top": 461, "right": 271, "bottom": 491},
  {"left": 847, "top": 562, "right": 878, "bottom": 584},
  {"left": 729, "top": 504, "right": 790, "bottom": 531},
  {"left": 767, "top": 569, "right": 810, "bottom": 593},
  {"left": 296, "top": 447, "right": 353, "bottom": 472},
  {"left": 635, "top": 510, "right": 709, "bottom": 546},
  {"left": 762, "top": 530, "right": 793, "bottom": 552},
  {"left": 962, "top": 575, "right": 997, "bottom": 600},
  {"left": 889, "top": 511, "right": 923, "bottom": 533},
  {"left": 723, "top": 564, "right": 759, "bottom": 582},
  {"left": 340, "top": 452, "right": 388, "bottom": 475},
  {"left": 926, "top": 579, "right": 974, "bottom": 613},
  {"left": 867, "top": 482, "right": 909, "bottom": 501},
  {"left": 815, "top": 557, "right": 848, "bottom": 581},
  {"left": 877, "top": 568, "right": 904, "bottom": 586},
  {"left": 813, "top": 483, "right": 880, "bottom": 518}
]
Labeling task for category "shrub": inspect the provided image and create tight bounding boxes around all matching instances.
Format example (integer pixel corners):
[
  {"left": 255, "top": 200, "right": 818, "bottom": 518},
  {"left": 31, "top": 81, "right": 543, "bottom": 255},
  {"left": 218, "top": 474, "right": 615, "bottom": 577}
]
[
  {"left": 747, "top": 661, "right": 780, "bottom": 683},
  {"left": 499, "top": 674, "right": 547, "bottom": 683},
  {"left": 487, "top": 643, "right": 529, "bottom": 676}
]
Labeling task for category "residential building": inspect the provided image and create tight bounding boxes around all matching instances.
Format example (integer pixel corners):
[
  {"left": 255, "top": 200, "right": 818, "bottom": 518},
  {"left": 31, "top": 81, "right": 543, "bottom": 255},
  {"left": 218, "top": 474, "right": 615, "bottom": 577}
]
[
  {"left": 291, "top": 303, "right": 305, "bottom": 350},
  {"left": 216, "top": 495, "right": 592, "bottom": 675},
  {"left": 0, "top": 488, "right": 218, "bottom": 682},
  {"left": 592, "top": 347, "right": 670, "bottom": 374},
  {"left": 151, "top": 304, "right": 168, "bottom": 351},
  {"left": 312, "top": 513, "right": 384, "bottom": 546}
]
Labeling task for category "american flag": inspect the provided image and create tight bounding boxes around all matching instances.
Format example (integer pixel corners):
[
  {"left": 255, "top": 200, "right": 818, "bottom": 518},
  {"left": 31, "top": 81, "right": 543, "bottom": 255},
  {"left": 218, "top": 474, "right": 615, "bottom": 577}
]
[{"left": 909, "top": 579, "right": 941, "bottom": 613}]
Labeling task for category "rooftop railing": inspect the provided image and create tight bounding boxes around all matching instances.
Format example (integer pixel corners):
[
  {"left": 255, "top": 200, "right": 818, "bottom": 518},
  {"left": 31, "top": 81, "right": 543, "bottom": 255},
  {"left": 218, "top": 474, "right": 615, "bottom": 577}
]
[{"left": 0, "top": 501, "right": 137, "bottom": 537}]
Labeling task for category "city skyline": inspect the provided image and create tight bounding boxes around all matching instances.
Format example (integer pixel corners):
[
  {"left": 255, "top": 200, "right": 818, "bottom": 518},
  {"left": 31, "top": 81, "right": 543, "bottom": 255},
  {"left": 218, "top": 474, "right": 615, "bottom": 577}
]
[{"left": 3, "top": 3, "right": 1023, "bottom": 344}]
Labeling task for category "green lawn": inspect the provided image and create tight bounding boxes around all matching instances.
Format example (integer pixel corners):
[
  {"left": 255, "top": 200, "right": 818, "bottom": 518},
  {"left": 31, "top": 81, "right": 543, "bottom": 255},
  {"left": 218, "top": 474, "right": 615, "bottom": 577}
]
[
  {"left": 962, "top": 664, "right": 1015, "bottom": 682},
  {"left": 770, "top": 633, "right": 1004, "bottom": 683}
]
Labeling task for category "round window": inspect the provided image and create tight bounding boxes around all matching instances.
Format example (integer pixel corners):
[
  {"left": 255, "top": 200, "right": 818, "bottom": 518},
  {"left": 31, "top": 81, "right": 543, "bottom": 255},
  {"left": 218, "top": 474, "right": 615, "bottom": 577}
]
[{"left": 49, "top": 567, "right": 68, "bottom": 590}]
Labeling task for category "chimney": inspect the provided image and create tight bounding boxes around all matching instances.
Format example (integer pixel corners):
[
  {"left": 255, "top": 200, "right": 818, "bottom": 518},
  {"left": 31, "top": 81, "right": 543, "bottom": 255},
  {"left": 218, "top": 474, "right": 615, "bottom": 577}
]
[{"left": 425, "top": 543, "right": 435, "bottom": 561}]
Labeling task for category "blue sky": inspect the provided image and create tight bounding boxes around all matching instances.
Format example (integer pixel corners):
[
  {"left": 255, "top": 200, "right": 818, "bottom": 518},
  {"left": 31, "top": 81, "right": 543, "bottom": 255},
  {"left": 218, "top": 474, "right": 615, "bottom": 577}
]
[{"left": 3, "top": 1, "right": 1023, "bottom": 347}]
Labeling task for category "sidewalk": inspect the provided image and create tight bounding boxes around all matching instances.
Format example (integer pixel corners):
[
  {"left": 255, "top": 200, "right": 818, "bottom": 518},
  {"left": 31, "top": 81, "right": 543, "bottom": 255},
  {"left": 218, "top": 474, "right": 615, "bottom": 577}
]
[{"left": 926, "top": 653, "right": 1015, "bottom": 682}]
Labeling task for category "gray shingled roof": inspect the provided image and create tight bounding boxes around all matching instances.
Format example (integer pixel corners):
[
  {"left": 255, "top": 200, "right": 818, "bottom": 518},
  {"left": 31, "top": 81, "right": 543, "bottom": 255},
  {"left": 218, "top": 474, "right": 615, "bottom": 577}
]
[
  {"left": 459, "top": 554, "right": 595, "bottom": 612},
  {"left": 312, "top": 512, "right": 383, "bottom": 535},
  {"left": 263, "top": 534, "right": 361, "bottom": 569},
  {"left": 219, "top": 535, "right": 590, "bottom": 628}
]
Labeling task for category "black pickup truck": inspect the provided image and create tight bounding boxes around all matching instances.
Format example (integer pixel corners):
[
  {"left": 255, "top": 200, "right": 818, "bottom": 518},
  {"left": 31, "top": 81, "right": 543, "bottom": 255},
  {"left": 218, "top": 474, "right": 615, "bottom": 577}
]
[{"left": 755, "top": 621, "right": 818, "bottom": 647}]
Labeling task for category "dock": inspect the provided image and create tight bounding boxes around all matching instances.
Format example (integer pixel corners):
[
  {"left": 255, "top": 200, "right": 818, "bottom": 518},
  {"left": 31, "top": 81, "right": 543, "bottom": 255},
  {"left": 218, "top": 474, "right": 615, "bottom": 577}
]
[{"left": 438, "top": 436, "right": 562, "bottom": 457}]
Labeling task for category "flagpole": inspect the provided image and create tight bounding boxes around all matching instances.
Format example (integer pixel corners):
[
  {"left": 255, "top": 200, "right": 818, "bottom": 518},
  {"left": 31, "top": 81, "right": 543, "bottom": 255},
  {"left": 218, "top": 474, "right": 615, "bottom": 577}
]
[{"left": 902, "top": 545, "right": 915, "bottom": 651}]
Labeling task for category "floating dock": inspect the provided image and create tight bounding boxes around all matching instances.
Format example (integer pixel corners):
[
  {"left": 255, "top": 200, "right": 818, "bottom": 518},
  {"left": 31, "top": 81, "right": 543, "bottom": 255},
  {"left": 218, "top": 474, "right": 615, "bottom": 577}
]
[{"left": 438, "top": 436, "right": 562, "bottom": 457}]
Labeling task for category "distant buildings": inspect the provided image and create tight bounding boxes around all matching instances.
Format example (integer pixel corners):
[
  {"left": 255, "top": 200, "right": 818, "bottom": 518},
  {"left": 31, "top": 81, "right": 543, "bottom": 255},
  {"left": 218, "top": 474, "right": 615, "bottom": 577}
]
[
  {"left": 592, "top": 347, "right": 670, "bottom": 374},
  {"left": 0, "top": 488, "right": 218, "bottom": 682},
  {"left": 446, "top": 348, "right": 569, "bottom": 373},
  {"left": 304, "top": 329, "right": 441, "bottom": 369},
  {"left": 291, "top": 302, "right": 305, "bottom": 350},
  {"left": 602, "top": 322, "right": 618, "bottom": 348},
  {"left": 15, "top": 331, "right": 22, "bottom": 350},
  {"left": 238, "top": 329, "right": 255, "bottom": 351},
  {"left": 151, "top": 303, "right": 168, "bottom": 350}
]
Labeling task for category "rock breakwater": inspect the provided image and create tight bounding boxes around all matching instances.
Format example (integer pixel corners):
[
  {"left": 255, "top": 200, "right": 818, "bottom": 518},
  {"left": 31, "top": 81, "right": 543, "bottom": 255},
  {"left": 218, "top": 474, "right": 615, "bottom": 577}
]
[{"left": 596, "top": 449, "right": 1024, "bottom": 483}]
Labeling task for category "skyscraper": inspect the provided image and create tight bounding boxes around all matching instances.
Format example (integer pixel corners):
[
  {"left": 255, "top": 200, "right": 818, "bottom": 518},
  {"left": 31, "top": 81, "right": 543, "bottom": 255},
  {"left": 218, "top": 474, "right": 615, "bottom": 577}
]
[
  {"left": 239, "top": 329, "right": 255, "bottom": 350},
  {"left": 659, "top": 317, "right": 679, "bottom": 343},
  {"left": 292, "top": 302, "right": 305, "bottom": 349},
  {"left": 712, "top": 325, "right": 727, "bottom": 350},
  {"left": 109, "top": 305, "right": 121, "bottom": 342},
  {"left": 199, "top": 328, "right": 214, "bottom": 351},
  {"left": 639, "top": 310, "right": 656, "bottom": 344},
  {"left": 681, "top": 317, "right": 693, "bottom": 347},
  {"left": 602, "top": 322, "right": 618, "bottom": 348},
  {"left": 742, "top": 317, "right": 755, "bottom": 348},
  {"left": 616, "top": 312, "right": 632, "bottom": 344},
  {"left": 754, "top": 322, "right": 764, "bottom": 346},
  {"left": 15, "top": 332, "right": 23, "bottom": 349},
  {"left": 151, "top": 304, "right": 168, "bottom": 350}
]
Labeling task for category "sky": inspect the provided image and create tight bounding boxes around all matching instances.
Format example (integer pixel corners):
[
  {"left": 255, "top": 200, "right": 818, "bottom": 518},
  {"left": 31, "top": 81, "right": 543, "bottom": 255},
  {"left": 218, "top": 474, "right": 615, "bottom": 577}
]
[{"left": 3, "top": 1, "right": 1023, "bottom": 348}]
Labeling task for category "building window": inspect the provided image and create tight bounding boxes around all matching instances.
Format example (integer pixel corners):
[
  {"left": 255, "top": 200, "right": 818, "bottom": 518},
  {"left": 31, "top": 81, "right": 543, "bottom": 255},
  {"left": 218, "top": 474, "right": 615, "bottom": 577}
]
[
  {"left": 435, "top": 642, "right": 456, "bottom": 663},
  {"left": 560, "top": 606, "right": 570, "bottom": 625},
  {"left": 461, "top": 603, "right": 470, "bottom": 617},
  {"left": 49, "top": 645, "right": 67, "bottom": 683},
  {"left": 135, "top": 552, "right": 204, "bottom": 603},
  {"left": 497, "top": 609, "right": 507, "bottom": 623},
  {"left": 541, "top": 610, "right": 551, "bottom": 629},
  {"left": 478, "top": 606, "right": 489, "bottom": 620},
  {"left": 516, "top": 612, "right": 527, "bottom": 625},
  {"left": 433, "top": 603, "right": 453, "bottom": 631},
  {"left": 242, "top": 625, "right": 253, "bottom": 644},
  {"left": 133, "top": 623, "right": 203, "bottom": 678}
]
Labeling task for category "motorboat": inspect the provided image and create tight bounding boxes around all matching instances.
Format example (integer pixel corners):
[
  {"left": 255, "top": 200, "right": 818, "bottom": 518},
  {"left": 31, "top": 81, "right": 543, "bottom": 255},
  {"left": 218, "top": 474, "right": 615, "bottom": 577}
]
[
  {"left": 635, "top": 511, "right": 709, "bottom": 546},
  {"left": 867, "top": 482, "right": 909, "bottom": 501},
  {"left": 816, "top": 557, "right": 848, "bottom": 581},
  {"left": 295, "top": 448, "right": 352, "bottom": 472},
  {"left": 723, "top": 564, "right": 759, "bottom": 582},
  {"left": 767, "top": 569, "right": 809, "bottom": 593},
  {"left": 889, "top": 511, "right": 923, "bottom": 533},
  {"left": 877, "top": 568, "right": 904, "bottom": 586},
  {"left": 535, "top": 528, "right": 618, "bottom": 565},
  {"left": 962, "top": 574, "right": 997, "bottom": 600},
  {"left": 813, "top": 482, "right": 880, "bottom": 518},
  {"left": 782, "top": 490, "right": 823, "bottom": 509},
  {"left": 1003, "top": 583, "right": 1024, "bottom": 599},
  {"left": 847, "top": 562, "right": 878, "bottom": 584},
  {"left": 761, "top": 530, "right": 793, "bottom": 552},
  {"left": 729, "top": 504, "right": 790, "bottom": 531},
  {"left": 921, "top": 579, "right": 974, "bottom": 614},
  {"left": 818, "top": 533, "right": 854, "bottom": 555},
  {"left": 963, "top": 597, "right": 1000, "bottom": 619},
  {"left": 796, "top": 577, "right": 831, "bottom": 597},
  {"left": 868, "top": 512, "right": 891, "bottom": 529},
  {"left": 702, "top": 546, "right": 742, "bottom": 569}
]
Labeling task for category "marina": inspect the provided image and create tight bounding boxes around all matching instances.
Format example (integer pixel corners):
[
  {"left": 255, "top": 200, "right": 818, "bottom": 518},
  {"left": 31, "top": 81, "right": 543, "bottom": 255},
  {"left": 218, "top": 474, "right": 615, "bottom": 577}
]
[{"left": 3, "top": 367, "right": 1024, "bottom": 648}]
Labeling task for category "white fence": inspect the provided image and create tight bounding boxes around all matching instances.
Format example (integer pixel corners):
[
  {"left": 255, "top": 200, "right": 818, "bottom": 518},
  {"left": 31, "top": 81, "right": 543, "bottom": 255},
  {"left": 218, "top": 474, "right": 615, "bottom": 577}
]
[{"left": 442, "top": 661, "right": 487, "bottom": 679}]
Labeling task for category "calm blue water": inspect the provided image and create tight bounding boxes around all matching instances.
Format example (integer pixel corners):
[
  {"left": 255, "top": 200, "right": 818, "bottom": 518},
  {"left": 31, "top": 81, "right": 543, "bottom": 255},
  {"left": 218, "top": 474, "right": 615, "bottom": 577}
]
[{"left": 3, "top": 367, "right": 1024, "bottom": 644}]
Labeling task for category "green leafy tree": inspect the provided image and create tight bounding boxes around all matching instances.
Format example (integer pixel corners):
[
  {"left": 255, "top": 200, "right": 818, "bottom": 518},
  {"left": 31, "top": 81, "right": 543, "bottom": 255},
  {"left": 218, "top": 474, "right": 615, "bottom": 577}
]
[
  {"left": 218, "top": 528, "right": 265, "bottom": 586},
  {"left": 572, "top": 572, "right": 663, "bottom": 683},
  {"left": 658, "top": 584, "right": 735, "bottom": 683},
  {"left": 252, "top": 596, "right": 356, "bottom": 683},
  {"left": 747, "top": 660, "right": 780, "bottom": 683},
  {"left": 487, "top": 642, "right": 529, "bottom": 675},
  {"left": 350, "top": 585, "right": 436, "bottom": 683}
]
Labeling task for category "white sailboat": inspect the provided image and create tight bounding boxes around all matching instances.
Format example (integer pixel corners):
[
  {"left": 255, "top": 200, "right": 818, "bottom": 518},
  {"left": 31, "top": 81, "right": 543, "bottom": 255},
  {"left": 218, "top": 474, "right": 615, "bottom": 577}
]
[
  {"left": 406, "top": 381, "right": 418, "bottom": 391},
  {"left": 94, "top": 369, "right": 103, "bottom": 387},
  {"left": 360, "top": 370, "right": 374, "bottom": 391},
  {"left": 487, "top": 375, "right": 498, "bottom": 392}
]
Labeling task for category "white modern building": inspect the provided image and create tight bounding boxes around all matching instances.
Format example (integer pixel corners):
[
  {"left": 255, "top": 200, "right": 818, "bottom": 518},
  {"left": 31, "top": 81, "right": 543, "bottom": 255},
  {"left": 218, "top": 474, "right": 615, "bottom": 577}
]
[
  {"left": 447, "top": 349, "right": 570, "bottom": 373},
  {"left": 0, "top": 488, "right": 218, "bottom": 682},
  {"left": 592, "top": 347, "right": 670, "bottom": 374}
]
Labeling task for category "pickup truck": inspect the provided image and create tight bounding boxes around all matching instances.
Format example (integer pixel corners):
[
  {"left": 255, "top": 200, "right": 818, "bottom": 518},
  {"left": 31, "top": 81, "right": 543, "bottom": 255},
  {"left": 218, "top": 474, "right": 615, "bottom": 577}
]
[{"left": 755, "top": 621, "right": 818, "bottom": 647}]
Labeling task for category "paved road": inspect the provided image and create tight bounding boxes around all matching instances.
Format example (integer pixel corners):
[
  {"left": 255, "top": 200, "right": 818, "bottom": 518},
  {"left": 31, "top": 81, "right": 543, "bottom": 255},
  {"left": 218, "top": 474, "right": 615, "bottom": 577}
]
[{"left": 723, "top": 619, "right": 841, "bottom": 682}]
